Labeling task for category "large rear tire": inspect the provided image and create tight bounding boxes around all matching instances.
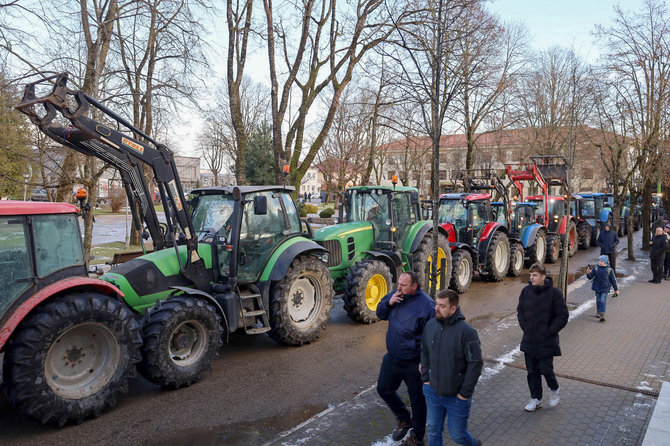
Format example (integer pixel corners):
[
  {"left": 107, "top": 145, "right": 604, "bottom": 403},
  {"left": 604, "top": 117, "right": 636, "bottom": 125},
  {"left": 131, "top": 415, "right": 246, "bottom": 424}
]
[
  {"left": 269, "top": 255, "right": 334, "bottom": 344},
  {"left": 546, "top": 234, "right": 560, "bottom": 263},
  {"left": 565, "top": 221, "right": 578, "bottom": 257},
  {"left": 508, "top": 242, "right": 524, "bottom": 277},
  {"left": 412, "top": 232, "right": 452, "bottom": 293},
  {"left": 449, "top": 249, "right": 473, "bottom": 294},
  {"left": 525, "top": 229, "right": 547, "bottom": 267},
  {"left": 483, "top": 231, "right": 510, "bottom": 282},
  {"left": 139, "top": 295, "right": 222, "bottom": 389},
  {"left": 343, "top": 260, "right": 392, "bottom": 323},
  {"left": 2, "top": 293, "right": 142, "bottom": 426}
]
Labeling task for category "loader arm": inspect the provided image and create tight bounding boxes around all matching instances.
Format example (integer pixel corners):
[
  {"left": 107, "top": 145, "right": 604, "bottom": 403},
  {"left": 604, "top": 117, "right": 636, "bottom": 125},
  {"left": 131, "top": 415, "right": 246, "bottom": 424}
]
[{"left": 16, "top": 73, "right": 210, "bottom": 291}]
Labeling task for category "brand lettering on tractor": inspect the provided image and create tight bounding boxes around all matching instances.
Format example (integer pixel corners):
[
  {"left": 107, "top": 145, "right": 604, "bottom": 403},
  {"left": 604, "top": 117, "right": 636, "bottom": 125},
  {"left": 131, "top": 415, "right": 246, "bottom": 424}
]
[{"left": 121, "top": 137, "right": 145, "bottom": 154}]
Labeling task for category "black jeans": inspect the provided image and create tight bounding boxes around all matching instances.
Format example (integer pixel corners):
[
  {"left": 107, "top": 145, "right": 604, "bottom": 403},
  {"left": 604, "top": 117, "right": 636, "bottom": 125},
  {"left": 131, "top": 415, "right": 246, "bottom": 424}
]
[
  {"left": 664, "top": 252, "right": 670, "bottom": 277},
  {"left": 651, "top": 256, "right": 664, "bottom": 282},
  {"left": 377, "top": 353, "right": 426, "bottom": 439},
  {"left": 601, "top": 251, "right": 617, "bottom": 272},
  {"left": 524, "top": 354, "right": 559, "bottom": 400}
]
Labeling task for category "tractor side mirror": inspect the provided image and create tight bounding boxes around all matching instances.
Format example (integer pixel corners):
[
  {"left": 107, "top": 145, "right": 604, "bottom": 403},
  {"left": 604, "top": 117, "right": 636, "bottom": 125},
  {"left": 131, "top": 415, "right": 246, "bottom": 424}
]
[
  {"left": 253, "top": 195, "right": 267, "bottom": 215},
  {"left": 410, "top": 191, "right": 419, "bottom": 205}
]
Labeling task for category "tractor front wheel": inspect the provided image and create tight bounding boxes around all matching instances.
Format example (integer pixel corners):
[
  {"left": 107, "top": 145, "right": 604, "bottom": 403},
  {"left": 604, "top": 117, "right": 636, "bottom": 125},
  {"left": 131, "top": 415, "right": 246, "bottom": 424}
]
[
  {"left": 508, "top": 242, "right": 524, "bottom": 277},
  {"left": 577, "top": 222, "right": 591, "bottom": 250},
  {"left": 525, "top": 229, "right": 547, "bottom": 267},
  {"left": 449, "top": 249, "right": 473, "bottom": 293},
  {"left": 139, "top": 295, "right": 223, "bottom": 389},
  {"left": 2, "top": 293, "right": 142, "bottom": 426},
  {"left": 269, "top": 255, "right": 334, "bottom": 344},
  {"left": 483, "top": 232, "right": 510, "bottom": 282},
  {"left": 412, "top": 232, "right": 452, "bottom": 293},
  {"left": 343, "top": 260, "right": 393, "bottom": 323}
]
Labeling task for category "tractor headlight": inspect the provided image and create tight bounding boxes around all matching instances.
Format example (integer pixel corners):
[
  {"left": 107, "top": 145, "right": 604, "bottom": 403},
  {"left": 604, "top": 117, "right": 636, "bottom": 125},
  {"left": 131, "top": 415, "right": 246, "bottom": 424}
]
[
  {"left": 385, "top": 219, "right": 391, "bottom": 226},
  {"left": 333, "top": 216, "right": 339, "bottom": 223}
]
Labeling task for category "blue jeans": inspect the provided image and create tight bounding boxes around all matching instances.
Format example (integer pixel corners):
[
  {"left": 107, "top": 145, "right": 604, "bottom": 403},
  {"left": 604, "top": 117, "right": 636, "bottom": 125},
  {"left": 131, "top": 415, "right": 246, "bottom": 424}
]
[
  {"left": 423, "top": 383, "right": 477, "bottom": 446},
  {"left": 595, "top": 292, "right": 607, "bottom": 314}
]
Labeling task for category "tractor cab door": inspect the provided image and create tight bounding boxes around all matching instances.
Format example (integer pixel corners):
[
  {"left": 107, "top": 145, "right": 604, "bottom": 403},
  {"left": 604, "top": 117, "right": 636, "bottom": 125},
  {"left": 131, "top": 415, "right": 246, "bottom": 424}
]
[
  {"left": 237, "top": 191, "right": 301, "bottom": 283},
  {"left": 0, "top": 217, "right": 33, "bottom": 319},
  {"left": 391, "top": 192, "right": 415, "bottom": 248},
  {"left": 470, "top": 201, "right": 489, "bottom": 244}
]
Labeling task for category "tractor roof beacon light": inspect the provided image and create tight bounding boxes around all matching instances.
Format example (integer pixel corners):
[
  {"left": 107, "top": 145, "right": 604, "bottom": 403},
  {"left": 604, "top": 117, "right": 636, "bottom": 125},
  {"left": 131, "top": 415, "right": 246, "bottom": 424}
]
[
  {"left": 282, "top": 164, "right": 290, "bottom": 187},
  {"left": 391, "top": 175, "right": 398, "bottom": 190}
]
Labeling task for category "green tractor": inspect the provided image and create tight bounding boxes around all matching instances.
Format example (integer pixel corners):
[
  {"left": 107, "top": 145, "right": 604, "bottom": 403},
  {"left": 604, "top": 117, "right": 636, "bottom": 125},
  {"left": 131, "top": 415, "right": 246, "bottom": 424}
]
[
  {"left": 8, "top": 73, "right": 334, "bottom": 424},
  {"left": 313, "top": 185, "right": 451, "bottom": 323}
]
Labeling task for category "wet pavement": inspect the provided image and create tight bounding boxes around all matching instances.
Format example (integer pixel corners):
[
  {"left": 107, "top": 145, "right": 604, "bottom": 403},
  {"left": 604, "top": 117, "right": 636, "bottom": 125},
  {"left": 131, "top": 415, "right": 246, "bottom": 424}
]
[{"left": 266, "top": 240, "right": 669, "bottom": 446}]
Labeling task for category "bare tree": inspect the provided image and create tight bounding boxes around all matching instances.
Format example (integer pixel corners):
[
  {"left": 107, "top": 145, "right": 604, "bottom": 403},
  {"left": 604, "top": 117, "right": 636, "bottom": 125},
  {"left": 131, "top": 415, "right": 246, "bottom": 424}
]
[
  {"left": 197, "top": 77, "right": 269, "bottom": 185},
  {"left": 226, "top": 0, "right": 253, "bottom": 185},
  {"left": 262, "top": 0, "right": 391, "bottom": 190},
  {"left": 457, "top": 6, "right": 528, "bottom": 169},
  {"left": 594, "top": 0, "right": 670, "bottom": 250},
  {"left": 385, "top": 0, "right": 474, "bottom": 296}
]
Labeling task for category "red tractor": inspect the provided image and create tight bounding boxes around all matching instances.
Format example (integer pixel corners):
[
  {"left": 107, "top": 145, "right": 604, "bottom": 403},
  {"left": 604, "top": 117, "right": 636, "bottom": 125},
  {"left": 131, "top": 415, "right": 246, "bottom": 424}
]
[
  {"left": 505, "top": 156, "right": 578, "bottom": 263},
  {"left": 0, "top": 202, "right": 142, "bottom": 426},
  {"left": 437, "top": 184, "right": 510, "bottom": 293}
]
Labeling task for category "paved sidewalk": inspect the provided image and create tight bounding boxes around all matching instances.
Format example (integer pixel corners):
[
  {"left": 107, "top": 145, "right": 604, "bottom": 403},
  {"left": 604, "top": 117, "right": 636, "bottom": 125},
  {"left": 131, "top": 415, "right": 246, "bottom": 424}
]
[{"left": 267, "top": 245, "right": 669, "bottom": 446}]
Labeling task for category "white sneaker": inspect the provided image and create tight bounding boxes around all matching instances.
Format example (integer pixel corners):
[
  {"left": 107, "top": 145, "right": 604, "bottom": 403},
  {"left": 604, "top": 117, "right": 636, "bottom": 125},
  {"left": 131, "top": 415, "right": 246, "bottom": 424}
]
[
  {"left": 524, "top": 398, "right": 542, "bottom": 412},
  {"left": 549, "top": 388, "right": 560, "bottom": 407}
]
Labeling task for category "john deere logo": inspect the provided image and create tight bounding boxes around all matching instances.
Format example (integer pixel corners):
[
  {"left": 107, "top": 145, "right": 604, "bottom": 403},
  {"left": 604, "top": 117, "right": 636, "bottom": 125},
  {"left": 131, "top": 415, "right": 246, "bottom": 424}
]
[{"left": 122, "top": 137, "right": 144, "bottom": 154}]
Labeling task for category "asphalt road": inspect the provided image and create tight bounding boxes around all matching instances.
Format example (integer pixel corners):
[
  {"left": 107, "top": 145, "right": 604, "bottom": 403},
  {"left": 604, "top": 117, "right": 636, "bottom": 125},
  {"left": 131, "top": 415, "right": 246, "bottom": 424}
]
[{"left": 0, "top": 238, "right": 615, "bottom": 446}]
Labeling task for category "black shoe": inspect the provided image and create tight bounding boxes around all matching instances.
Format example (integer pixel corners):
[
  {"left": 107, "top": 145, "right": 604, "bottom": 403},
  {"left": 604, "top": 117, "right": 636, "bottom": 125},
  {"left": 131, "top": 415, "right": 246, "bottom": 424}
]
[
  {"left": 392, "top": 421, "right": 412, "bottom": 441},
  {"left": 653, "top": 280, "right": 662, "bottom": 283},
  {"left": 476, "top": 440, "right": 483, "bottom": 446},
  {"left": 400, "top": 432, "right": 424, "bottom": 446},
  {"left": 649, "top": 279, "right": 656, "bottom": 283}
]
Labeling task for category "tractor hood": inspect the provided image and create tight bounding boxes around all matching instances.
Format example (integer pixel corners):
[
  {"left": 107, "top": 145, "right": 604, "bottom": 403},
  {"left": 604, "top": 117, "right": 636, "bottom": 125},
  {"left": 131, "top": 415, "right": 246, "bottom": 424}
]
[{"left": 101, "top": 244, "right": 215, "bottom": 313}]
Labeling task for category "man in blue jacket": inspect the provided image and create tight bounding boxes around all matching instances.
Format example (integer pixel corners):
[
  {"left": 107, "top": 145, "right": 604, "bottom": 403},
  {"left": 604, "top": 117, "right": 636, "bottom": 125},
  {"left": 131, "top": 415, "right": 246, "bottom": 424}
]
[
  {"left": 597, "top": 224, "right": 619, "bottom": 272},
  {"left": 421, "top": 289, "right": 482, "bottom": 446},
  {"left": 377, "top": 271, "right": 435, "bottom": 446}
]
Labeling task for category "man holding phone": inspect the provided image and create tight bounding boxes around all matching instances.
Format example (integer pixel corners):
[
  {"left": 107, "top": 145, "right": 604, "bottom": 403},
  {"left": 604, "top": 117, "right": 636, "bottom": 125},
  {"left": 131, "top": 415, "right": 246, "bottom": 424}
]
[{"left": 376, "top": 272, "right": 435, "bottom": 446}]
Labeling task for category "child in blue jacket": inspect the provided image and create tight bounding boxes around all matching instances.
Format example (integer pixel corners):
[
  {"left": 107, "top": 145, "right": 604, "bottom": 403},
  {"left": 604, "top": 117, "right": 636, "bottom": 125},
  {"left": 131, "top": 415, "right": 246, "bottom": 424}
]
[{"left": 586, "top": 255, "right": 619, "bottom": 322}]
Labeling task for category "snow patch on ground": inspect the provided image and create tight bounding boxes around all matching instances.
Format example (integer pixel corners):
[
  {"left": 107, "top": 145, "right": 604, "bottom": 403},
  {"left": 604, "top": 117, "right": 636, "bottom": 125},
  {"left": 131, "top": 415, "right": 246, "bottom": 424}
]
[
  {"left": 370, "top": 435, "right": 396, "bottom": 446},
  {"left": 636, "top": 385, "right": 653, "bottom": 391},
  {"left": 568, "top": 299, "right": 595, "bottom": 321}
]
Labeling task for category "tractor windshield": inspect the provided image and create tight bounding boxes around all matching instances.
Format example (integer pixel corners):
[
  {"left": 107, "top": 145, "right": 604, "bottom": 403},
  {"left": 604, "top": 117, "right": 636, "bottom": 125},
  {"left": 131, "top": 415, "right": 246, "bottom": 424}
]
[
  {"left": 192, "top": 194, "right": 235, "bottom": 242},
  {"left": 582, "top": 199, "right": 596, "bottom": 218},
  {"left": 438, "top": 199, "right": 468, "bottom": 231},
  {"left": 512, "top": 205, "right": 536, "bottom": 230},
  {"left": 346, "top": 189, "right": 390, "bottom": 224}
]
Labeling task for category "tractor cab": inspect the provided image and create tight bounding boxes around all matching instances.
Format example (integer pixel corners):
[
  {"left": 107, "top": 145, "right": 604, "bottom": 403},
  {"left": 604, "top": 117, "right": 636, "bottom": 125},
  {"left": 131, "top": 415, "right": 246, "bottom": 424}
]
[
  {"left": 343, "top": 186, "right": 419, "bottom": 251},
  {"left": 0, "top": 202, "right": 86, "bottom": 323},
  {"left": 438, "top": 193, "right": 492, "bottom": 246},
  {"left": 511, "top": 203, "right": 538, "bottom": 232},
  {"left": 188, "top": 186, "right": 304, "bottom": 284},
  {"left": 527, "top": 195, "right": 567, "bottom": 233}
]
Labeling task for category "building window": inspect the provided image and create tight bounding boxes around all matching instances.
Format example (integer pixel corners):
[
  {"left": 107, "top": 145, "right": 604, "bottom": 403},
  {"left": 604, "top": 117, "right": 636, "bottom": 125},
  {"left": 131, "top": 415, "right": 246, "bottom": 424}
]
[
  {"left": 582, "top": 168, "right": 593, "bottom": 179},
  {"left": 388, "top": 170, "right": 396, "bottom": 179}
]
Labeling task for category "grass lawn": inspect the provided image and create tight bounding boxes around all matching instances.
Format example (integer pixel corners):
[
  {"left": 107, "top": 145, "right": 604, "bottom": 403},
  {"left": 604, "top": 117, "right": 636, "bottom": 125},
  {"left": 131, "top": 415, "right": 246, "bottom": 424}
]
[
  {"left": 89, "top": 242, "right": 145, "bottom": 265},
  {"left": 93, "top": 204, "right": 164, "bottom": 215}
]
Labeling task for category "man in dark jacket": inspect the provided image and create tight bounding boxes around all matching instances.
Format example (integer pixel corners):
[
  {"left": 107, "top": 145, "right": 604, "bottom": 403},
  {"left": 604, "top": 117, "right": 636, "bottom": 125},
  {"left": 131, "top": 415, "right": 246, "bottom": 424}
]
[
  {"left": 517, "top": 263, "right": 569, "bottom": 412},
  {"left": 649, "top": 226, "right": 668, "bottom": 283},
  {"left": 377, "top": 272, "right": 435, "bottom": 446},
  {"left": 597, "top": 223, "right": 619, "bottom": 272},
  {"left": 421, "top": 289, "right": 482, "bottom": 446}
]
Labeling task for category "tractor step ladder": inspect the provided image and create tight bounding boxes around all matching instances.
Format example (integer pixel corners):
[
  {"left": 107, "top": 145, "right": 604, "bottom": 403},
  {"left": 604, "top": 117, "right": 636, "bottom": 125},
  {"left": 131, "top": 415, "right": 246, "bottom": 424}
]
[{"left": 239, "top": 290, "right": 271, "bottom": 334}]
